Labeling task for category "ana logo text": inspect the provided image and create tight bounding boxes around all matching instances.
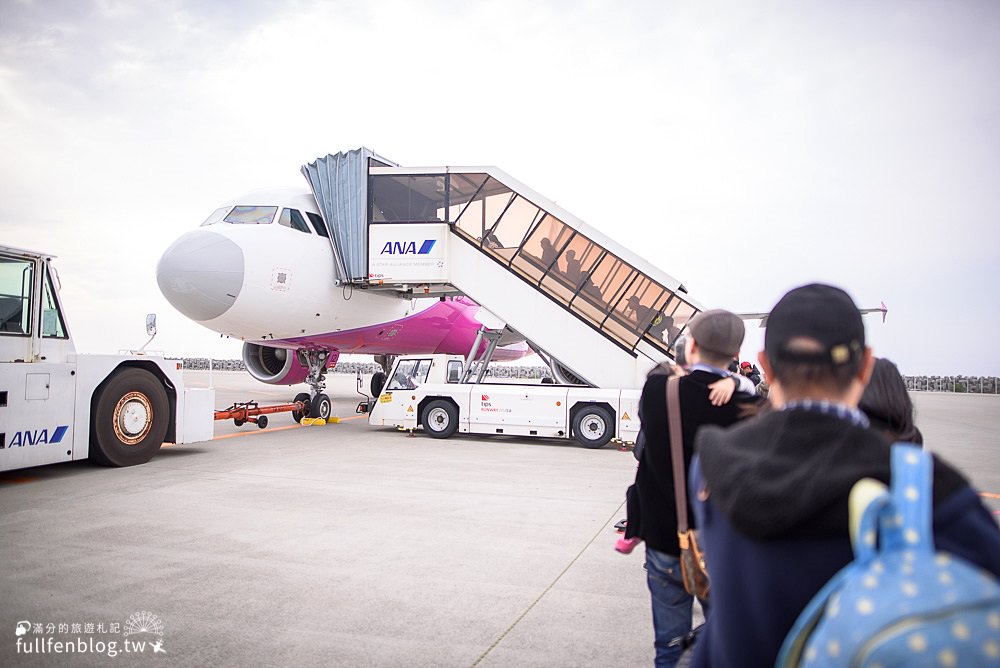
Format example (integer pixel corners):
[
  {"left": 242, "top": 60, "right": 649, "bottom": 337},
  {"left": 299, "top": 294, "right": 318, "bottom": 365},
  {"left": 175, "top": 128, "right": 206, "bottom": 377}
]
[
  {"left": 5, "top": 426, "right": 68, "bottom": 449},
  {"left": 380, "top": 240, "right": 437, "bottom": 255}
]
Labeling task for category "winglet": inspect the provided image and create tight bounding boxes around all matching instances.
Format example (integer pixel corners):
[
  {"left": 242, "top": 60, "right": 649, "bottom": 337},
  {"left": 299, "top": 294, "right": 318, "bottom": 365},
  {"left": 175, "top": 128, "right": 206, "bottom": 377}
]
[{"left": 880, "top": 301, "right": 887, "bottom": 324}]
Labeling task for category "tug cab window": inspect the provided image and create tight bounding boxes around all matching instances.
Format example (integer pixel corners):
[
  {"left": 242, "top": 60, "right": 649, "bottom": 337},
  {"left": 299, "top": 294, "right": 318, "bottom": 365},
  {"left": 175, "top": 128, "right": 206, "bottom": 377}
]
[
  {"left": 387, "top": 358, "right": 433, "bottom": 390},
  {"left": 224, "top": 206, "right": 278, "bottom": 224},
  {"left": 0, "top": 255, "right": 33, "bottom": 336},
  {"left": 41, "top": 267, "right": 66, "bottom": 339},
  {"left": 278, "top": 208, "right": 312, "bottom": 234}
]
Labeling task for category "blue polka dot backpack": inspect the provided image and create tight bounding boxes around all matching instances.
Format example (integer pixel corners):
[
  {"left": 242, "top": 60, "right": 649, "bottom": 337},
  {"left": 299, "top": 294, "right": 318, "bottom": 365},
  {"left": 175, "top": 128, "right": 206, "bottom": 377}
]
[{"left": 777, "top": 443, "right": 1000, "bottom": 667}]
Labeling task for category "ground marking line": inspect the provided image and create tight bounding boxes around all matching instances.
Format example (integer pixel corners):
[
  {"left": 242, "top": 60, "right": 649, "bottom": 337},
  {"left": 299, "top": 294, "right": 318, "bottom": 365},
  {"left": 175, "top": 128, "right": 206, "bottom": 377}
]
[
  {"left": 0, "top": 476, "right": 38, "bottom": 485},
  {"left": 980, "top": 492, "right": 1000, "bottom": 500},
  {"left": 471, "top": 499, "right": 628, "bottom": 667},
  {"left": 209, "top": 415, "right": 365, "bottom": 441},
  {"left": 212, "top": 424, "right": 303, "bottom": 440}
]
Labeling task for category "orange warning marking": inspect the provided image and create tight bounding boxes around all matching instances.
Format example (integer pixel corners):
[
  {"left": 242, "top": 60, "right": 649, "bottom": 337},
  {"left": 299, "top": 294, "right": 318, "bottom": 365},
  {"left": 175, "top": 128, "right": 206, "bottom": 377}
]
[
  {"left": 212, "top": 424, "right": 302, "bottom": 440},
  {"left": 0, "top": 476, "right": 38, "bottom": 485}
]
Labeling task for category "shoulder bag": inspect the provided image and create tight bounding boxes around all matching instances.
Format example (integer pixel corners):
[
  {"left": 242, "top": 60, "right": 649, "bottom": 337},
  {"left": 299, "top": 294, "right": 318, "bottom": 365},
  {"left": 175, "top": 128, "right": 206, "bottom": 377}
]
[{"left": 667, "top": 376, "right": 711, "bottom": 599}]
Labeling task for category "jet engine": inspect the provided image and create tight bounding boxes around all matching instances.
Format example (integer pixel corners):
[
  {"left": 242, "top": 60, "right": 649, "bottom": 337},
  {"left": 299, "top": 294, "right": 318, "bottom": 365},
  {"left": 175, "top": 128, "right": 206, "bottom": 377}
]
[{"left": 242, "top": 343, "right": 313, "bottom": 385}]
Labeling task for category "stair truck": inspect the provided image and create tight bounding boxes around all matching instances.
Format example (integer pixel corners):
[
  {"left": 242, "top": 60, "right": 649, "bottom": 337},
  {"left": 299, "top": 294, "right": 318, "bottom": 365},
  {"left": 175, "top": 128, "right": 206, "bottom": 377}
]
[
  {"left": 358, "top": 329, "right": 642, "bottom": 449},
  {"left": 0, "top": 245, "right": 215, "bottom": 472}
]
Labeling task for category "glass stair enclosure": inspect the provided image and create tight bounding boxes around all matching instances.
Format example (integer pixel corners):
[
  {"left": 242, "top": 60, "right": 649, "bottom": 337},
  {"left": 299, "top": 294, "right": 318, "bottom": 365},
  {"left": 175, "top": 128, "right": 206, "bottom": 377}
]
[{"left": 368, "top": 167, "right": 702, "bottom": 365}]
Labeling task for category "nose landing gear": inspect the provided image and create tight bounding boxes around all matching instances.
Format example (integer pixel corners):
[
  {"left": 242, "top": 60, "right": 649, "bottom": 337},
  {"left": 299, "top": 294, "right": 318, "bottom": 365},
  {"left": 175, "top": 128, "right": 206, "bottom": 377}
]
[{"left": 296, "top": 349, "right": 333, "bottom": 423}]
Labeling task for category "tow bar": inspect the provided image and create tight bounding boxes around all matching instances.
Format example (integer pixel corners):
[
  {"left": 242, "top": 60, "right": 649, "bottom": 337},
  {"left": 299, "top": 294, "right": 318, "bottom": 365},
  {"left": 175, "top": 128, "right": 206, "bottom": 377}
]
[{"left": 214, "top": 400, "right": 308, "bottom": 429}]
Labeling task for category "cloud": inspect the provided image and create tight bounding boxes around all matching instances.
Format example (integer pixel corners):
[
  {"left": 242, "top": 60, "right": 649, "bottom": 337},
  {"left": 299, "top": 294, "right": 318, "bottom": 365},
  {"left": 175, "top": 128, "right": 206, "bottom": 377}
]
[{"left": 1, "top": 0, "right": 998, "bottom": 373}]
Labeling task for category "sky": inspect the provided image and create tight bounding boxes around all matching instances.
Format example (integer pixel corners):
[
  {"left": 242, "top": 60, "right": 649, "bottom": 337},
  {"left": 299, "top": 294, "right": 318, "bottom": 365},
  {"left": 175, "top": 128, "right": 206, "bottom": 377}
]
[{"left": 1, "top": 0, "right": 998, "bottom": 375}]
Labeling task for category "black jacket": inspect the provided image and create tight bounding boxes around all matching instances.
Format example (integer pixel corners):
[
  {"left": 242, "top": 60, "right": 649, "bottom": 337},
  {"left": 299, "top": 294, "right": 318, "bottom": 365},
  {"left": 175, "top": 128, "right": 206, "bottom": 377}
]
[
  {"left": 690, "top": 409, "right": 1000, "bottom": 668},
  {"left": 630, "top": 370, "right": 760, "bottom": 554}
]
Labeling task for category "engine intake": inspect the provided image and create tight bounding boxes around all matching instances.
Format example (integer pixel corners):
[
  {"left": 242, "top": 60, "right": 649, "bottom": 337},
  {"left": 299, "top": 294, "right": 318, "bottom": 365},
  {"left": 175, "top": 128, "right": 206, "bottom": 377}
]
[{"left": 242, "top": 343, "right": 311, "bottom": 385}]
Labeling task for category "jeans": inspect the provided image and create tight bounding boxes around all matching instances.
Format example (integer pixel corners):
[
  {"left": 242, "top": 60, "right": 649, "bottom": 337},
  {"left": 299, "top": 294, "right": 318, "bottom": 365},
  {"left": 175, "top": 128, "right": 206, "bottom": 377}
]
[{"left": 645, "top": 547, "right": 708, "bottom": 668}]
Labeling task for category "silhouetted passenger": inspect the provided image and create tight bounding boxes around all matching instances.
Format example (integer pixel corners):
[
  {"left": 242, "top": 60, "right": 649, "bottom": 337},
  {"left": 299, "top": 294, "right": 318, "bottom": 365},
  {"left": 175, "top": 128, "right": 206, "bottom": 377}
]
[
  {"left": 540, "top": 238, "right": 558, "bottom": 269},
  {"left": 564, "top": 250, "right": 582, "bottom": 285}
]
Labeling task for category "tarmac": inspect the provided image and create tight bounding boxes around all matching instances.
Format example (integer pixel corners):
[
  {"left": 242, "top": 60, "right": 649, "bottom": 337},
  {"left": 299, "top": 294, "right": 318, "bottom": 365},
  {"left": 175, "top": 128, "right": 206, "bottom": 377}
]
[{"left": 1, "top": 371, "right": 997, "bottom": 667}]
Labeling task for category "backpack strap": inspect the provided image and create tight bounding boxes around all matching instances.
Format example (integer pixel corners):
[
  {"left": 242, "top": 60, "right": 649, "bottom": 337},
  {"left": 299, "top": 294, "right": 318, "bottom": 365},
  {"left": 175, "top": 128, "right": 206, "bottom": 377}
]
[
  {"left": 890, "top": 442, "right": 934, "bottom": 554},
  {"left": 850, "top": 478, "right": 889, "bottom": 563}
]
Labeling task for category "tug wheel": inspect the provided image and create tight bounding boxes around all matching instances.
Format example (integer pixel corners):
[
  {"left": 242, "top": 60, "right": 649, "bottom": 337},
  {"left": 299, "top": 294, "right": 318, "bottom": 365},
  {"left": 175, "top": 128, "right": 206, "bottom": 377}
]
[
  {"left": 370, "top": 371, "right": 387, "bottom": 397},
  {"left": 572, "top": 405, "right": 614, "bottom": 449},
  {"left": 422, "top": 399, "right": 458, "bottom": 439},
  {"left": 90, "top": 368, "right": 169, "bottom": 467}
]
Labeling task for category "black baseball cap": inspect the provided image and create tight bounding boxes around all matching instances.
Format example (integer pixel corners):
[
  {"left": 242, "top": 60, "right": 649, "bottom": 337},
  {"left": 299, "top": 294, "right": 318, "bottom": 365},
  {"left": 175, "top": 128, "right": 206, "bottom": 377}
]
[{"left": 765, "top": 283, "right": 865, "bottom": 366}]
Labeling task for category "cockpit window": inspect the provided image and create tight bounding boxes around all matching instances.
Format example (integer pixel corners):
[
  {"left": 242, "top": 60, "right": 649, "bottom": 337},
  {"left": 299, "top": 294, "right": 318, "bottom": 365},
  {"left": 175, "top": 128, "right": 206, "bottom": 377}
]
[
  {"left": 306, "top": 212, "right": 330, "bottom": 238},
  {"left": 278, "top": 208, "right": 312, "bottom": 234},
  {"left": 200, "top": 206, "right": 231, "bottom": 227},
  {"left": 224, "top": 205, "right": 278, "bottom": 225}
]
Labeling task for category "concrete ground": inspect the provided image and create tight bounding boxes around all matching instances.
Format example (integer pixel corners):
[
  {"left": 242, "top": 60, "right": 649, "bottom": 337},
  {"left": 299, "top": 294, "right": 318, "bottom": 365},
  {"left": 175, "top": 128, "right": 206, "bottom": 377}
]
[{"left": 1, "top": 373, "right": 997, "bottom": 667}]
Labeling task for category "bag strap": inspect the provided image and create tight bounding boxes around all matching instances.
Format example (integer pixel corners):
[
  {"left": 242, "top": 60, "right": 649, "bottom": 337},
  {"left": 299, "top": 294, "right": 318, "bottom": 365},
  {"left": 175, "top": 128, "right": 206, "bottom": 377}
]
[
  {"left": 666, "top": 376, "right": 689, "bottom": 534},
  {"left": 852, "top": 478, "right": 891, "bottom": 563},
  {"left": 890, "top": 442, "right": 934, "bottom": 554}
]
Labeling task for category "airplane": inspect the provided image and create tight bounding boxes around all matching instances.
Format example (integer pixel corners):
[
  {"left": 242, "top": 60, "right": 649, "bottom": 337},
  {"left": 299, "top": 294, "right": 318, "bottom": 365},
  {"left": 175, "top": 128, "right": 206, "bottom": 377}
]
[
  {"left": 156, "top": 188, "right": 532, "bottom": 420},
  {"left": 158, "top": 175, "right": 887, "bottom": 419},
  {"left": 738, "top": 302, "right": 888, "bottom": 327}
]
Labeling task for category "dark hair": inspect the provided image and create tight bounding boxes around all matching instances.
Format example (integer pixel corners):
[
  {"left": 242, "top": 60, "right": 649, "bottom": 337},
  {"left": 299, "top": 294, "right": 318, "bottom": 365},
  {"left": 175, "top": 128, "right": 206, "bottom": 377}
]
[
  {"left": 859, "top": 357, "right": 923, "bottom": 444},
  {"left": 646, "top": 361, "right": 682, "bottom": 379},
  {"left": 769, "top": 337, "right": 863, "bottom": 395}
]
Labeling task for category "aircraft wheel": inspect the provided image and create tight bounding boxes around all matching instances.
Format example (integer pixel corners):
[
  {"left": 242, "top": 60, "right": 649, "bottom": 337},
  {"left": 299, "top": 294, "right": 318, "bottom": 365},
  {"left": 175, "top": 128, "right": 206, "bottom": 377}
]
[
  {"left": 572, "top": 405, "right": 613, "bottom": 449},
  {"left": 311, "top": 394, "right": 332, "bottom": 421},
  {"left": 292, "top": 392, "right": 311, "bottom": 423},
  {"left": 370, "top": 371, "right": 387, "bottom": 397},
  {"left": 90, "top": 368, "right": 170, "bottom": 467},
  {"left": 422, "top": 399, "right": 458, "bottom": 439}
]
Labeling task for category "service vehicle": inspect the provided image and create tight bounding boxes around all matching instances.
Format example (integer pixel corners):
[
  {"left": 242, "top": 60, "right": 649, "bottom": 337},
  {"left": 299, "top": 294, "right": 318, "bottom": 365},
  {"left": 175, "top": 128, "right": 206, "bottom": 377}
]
[
  {"left": 0, "top": 245, "right": 214, "bottom": 472},
  {"left": 360, "top": 352, "right": 641, "bottom": 449}
]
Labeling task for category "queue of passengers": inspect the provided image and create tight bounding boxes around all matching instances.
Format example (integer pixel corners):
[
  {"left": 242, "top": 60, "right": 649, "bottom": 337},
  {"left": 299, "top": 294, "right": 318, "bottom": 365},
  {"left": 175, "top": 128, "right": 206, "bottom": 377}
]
[{"left": 619, "top": 283, "right": 1000, "bottom": 667}]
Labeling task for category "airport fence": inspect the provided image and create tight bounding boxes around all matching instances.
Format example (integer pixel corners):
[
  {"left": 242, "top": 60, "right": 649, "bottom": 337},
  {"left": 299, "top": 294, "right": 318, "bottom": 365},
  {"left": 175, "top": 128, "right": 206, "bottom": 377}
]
[
  {"left": 176, "top": 360, "right": 1000, "bottom": 392},
  {"left": 178, "top": 358, "right": 552, "bottom": 379},
  {"left": 904, "top": 376, "right": 1000, "bottom": 394},
  {"left": 175, "top": 360, "right": 999, "bottom": 392}
]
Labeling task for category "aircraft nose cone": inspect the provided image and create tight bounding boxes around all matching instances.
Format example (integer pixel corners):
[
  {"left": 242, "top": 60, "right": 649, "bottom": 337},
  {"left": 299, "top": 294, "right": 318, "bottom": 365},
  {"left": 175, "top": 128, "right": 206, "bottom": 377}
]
[{"left": 156, "top": 230, "right": 244, "bottom": 321}]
